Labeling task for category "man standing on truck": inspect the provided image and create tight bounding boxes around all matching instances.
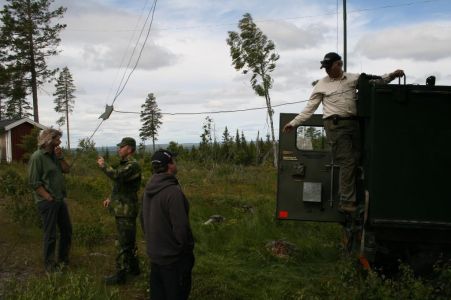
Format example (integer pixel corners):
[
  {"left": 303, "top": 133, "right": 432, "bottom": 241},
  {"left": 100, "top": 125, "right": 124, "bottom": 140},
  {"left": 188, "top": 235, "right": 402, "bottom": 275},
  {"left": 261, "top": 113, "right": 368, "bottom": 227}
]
[
  {"left": 142, "top": 149, "right": 195, "bottom": 300},
  {"left": 97, "top": 137, "right": 142, "bottom": 285},
  {"left": 283, "top": 52, "right": 404, "bottom": 212}
]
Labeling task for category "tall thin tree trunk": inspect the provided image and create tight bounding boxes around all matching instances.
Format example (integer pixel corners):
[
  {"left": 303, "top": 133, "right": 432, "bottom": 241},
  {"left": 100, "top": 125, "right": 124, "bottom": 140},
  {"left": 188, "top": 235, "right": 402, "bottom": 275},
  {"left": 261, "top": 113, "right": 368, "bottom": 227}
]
[
  {"left": 66, "top": 110, "right": 70, "bottom": 151},
  {"left": 30, "top": 62, "right": 38, "bottom": 122},
  {"left": 27, "top": 3, "right": 39, "bottom": 123},
  {"left": 256, "top": 130, "right": 260, "bottom": 165},
  {"left": 264, "top": 91, "right": 278, "bottom": 168},
  {"left": 151, "top": 111, "right": 155, "bottom": 152},
  {"left": 27, "top": 1, "right": 39, "bottom": 123},
  {"left": 64, "top": 82, "right": 71, "bottom": 151}
]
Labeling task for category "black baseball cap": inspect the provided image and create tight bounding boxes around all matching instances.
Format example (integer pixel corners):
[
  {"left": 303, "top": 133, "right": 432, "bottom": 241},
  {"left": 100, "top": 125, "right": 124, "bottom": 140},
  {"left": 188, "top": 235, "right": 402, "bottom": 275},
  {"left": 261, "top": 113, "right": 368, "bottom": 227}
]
[
  {"left": 151, "top": 149, "right": 176, "bottom": 166},
  {"left": 320, "top": 52, "right": 342, "bottom": 69}
]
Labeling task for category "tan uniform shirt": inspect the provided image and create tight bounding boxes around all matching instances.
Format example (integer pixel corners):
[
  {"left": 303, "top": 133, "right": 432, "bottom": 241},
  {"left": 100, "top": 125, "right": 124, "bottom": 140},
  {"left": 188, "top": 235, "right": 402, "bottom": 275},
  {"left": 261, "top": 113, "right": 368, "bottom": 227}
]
[{"left": 289, "top": 72, "right": 392, "bottom": 126}]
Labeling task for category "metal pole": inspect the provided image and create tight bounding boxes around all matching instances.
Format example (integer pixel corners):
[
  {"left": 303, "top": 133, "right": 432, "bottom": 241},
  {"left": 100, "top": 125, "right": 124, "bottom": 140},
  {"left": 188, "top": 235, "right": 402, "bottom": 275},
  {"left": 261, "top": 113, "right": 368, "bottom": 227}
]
[{"left": 343, "top": 0, "right": 347, "bottom": 72}]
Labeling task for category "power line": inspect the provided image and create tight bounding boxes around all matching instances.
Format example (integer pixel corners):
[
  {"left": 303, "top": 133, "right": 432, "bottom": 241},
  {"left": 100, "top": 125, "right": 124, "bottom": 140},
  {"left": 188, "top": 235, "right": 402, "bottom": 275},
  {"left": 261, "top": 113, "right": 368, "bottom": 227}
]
[
  {"left": 113, "top": 99, "right": 310, "bottom": 116},
  {"left": 65, "top": 0, "right": 447, "bottom": 33},
  {"left": 70, "top": 0, "right": 158, "bottom": 160},
  {"left": 105, "top": 0, "right": 153, "bottom": 104},
  {"left": 112, "top": 0, "right": 158, "bottom": 105}
]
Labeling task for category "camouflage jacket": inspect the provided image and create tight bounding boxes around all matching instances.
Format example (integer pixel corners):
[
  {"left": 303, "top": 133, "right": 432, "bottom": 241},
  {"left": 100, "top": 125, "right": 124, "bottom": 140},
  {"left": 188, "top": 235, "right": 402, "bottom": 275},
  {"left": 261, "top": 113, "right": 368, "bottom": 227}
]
[{"left": 101, "top": 157, "right": 141, "bottom": 218}]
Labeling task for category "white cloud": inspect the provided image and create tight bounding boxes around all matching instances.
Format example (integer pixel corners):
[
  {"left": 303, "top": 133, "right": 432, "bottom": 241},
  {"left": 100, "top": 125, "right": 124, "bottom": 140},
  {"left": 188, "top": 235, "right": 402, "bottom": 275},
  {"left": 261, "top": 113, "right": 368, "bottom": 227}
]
[
  {"left": 3, "top": 0, "right": 451, "bottom": 147},
  {"left": 259, "top": 21, "right": 327, "bottom": 50},
  {"left": 355, "top": 22, "right": 451, "bottom": 61}
]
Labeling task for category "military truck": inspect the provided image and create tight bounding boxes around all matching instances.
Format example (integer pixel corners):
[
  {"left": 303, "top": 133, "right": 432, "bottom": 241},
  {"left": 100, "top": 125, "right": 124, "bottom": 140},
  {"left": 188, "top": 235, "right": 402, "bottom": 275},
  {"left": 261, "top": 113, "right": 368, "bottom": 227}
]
[{"left": 276, "top": 75, "right": 451, "bottom": 271}]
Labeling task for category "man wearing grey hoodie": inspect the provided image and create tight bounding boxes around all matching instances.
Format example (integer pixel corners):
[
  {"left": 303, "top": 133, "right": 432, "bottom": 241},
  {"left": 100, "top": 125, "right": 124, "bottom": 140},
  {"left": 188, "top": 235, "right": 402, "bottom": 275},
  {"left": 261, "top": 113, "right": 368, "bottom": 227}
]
[{"left": 142, "top": 149, "right": 195, "bottom": 300}]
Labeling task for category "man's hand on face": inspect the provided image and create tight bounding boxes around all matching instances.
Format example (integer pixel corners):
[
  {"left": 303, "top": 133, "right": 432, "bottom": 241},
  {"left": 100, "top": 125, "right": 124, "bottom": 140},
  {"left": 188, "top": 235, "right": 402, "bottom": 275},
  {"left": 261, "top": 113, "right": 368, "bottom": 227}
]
[
  {"left": 97, "top": 156, "right": 105, "bottom": 168},
  {"left": 54, "top": 146, "right": 63, "bottom": 158}
]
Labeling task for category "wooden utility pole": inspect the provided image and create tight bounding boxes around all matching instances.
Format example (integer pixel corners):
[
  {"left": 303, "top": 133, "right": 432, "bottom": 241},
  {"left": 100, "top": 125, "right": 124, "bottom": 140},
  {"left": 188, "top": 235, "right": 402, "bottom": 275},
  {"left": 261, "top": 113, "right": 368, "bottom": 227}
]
[{"left": 343, "top": 0, "right": 347, "bottom": 72}]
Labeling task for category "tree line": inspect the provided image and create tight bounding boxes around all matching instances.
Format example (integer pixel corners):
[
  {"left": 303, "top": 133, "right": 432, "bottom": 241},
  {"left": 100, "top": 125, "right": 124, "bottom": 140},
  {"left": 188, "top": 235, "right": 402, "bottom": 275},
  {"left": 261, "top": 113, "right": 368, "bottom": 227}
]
[
  {"left": 0, "top": 0, "right": 76, "bottom": 151},
  {"left": 0, "top": 1, "right": 279, "bottom": 166},
  {"left": 94, "top": 114, "right": 276, "bottom": 167}
]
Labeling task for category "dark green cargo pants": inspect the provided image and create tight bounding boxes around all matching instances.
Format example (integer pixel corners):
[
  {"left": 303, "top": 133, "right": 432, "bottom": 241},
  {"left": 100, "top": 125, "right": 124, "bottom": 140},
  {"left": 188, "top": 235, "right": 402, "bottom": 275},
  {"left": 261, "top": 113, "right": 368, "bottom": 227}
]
[
  {"left": 115, "top": 217, "right": 138, "bottom": 272},
  {"left": 324, "top": 118, "right": 361, "bottom": 203}
]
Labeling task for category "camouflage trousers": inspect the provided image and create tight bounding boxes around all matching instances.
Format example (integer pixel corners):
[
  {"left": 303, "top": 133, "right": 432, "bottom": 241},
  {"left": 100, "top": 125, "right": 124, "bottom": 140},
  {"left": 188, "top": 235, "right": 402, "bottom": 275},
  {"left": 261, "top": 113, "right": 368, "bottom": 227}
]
[
  {"left": 323, "top": 118, "right": 361, "bottom": 203},
  {"left": 115, "top": 217, "right": 138, "bottom": 272}
]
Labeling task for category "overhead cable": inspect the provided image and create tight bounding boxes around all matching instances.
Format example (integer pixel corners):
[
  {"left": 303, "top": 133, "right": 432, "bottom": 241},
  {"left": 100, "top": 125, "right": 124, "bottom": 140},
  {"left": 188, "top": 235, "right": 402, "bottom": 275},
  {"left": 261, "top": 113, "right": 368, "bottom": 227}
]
[
  {"left": 66, "top": 0, "right": 446, "bottom": 33},
  {"left": 105, "top": 0, "right": 152, "bottom": 104},
  {"left": 112, "top": 0, "right": 158, "bottom": 105},
  {"left": 70, "top": 0, "right": 158, "bottom": 161},
  {"left": 113, "top": 99, "right": 310, "bottom": 116}
]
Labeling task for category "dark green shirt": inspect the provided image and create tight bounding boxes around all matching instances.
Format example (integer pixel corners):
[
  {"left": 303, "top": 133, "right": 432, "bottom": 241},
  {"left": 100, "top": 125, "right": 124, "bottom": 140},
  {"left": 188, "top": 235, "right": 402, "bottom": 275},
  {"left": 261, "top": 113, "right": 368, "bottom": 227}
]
[
  {"left": 28, "top": 149, "right": 67, "bottom": 203},
  {"left": 101, "top": 157, "right": 141, "bottom": 218}
]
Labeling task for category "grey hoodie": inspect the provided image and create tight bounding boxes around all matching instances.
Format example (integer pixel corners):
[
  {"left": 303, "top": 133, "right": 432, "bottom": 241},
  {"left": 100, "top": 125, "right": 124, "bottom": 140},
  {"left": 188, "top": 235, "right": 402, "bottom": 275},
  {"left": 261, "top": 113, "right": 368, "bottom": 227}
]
[{"left": 142, "top": 173, "right": 194, "bottom": 265}]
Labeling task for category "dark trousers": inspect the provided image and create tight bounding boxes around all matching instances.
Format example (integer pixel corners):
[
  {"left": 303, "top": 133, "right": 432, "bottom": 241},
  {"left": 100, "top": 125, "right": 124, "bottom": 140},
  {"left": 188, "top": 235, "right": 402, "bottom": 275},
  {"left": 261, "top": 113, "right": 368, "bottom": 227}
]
[
  {"left": 37, "top": 200, "right": 72, "bottom": 270},
  {"left": 324, "top": 118, "right": 361, "bottom": 202},
  {"left": 115, "top": 217, "right": 138, "bottom": 271},
  {"left": 150, "top": 253, "right": 195, "bottom": 300}
]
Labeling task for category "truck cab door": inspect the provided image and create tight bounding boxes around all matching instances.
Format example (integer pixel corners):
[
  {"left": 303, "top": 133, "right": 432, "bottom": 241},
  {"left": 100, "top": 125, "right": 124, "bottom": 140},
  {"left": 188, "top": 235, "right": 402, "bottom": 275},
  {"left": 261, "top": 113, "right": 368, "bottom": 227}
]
[{"left": 276, "top": 113, "right": 344, "bottom": 223}]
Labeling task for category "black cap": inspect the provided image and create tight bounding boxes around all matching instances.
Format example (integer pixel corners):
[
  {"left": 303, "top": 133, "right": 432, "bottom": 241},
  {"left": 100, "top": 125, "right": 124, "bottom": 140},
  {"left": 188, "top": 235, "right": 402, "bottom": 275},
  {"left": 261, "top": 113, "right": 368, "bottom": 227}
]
[
  {"left": 117, "top": 137, "right": 136, "bottom": 149},
  {"left": 151, "top": 149, "right": 176, "bottom": 166},
  {"left": 320, "top": 52, "right": 342, "bottom": 69}
]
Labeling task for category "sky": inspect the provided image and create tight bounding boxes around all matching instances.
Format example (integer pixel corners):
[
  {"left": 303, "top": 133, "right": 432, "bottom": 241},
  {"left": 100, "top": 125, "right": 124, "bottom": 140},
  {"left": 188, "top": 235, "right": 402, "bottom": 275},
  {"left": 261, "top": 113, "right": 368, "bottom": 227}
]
[{"left": 3, "top": 0, "right": 451, "bottom": 148}]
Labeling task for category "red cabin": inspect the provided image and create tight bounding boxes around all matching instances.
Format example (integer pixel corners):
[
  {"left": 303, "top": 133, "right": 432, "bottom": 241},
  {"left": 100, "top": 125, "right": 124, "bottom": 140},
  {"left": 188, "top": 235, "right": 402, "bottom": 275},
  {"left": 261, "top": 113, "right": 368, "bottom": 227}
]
[{"left": 0, "top": 118, "right": 47, "bottom": 163}]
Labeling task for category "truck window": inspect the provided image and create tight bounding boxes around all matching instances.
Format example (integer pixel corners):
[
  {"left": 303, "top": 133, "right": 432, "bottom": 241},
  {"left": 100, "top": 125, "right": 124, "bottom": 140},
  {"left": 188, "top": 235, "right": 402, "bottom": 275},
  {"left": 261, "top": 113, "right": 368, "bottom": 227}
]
[{"left": 296, "top": 126, "right": 329, "bottom": 151}]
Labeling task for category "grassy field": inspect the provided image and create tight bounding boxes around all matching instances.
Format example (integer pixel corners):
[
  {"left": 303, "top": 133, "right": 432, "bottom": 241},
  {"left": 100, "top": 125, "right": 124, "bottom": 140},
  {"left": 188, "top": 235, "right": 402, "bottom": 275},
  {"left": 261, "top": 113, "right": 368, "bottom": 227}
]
[{"left": 0, "top": 157, "right": 450, "bottom": 299}]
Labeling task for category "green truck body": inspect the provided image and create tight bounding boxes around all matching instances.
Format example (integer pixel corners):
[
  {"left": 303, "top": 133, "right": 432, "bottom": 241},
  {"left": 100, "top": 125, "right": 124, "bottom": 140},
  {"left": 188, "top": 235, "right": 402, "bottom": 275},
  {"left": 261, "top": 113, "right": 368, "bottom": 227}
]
[{"left": 277, "top": 76, "right": 451, "bottom": 268}]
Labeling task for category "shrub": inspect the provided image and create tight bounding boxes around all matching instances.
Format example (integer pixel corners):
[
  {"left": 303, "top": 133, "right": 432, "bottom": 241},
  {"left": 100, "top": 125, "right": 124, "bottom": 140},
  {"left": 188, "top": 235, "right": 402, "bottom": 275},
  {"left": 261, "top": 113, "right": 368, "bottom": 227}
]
[
  {"left": 0, "top": 169, "right": 28, "bottom": 197},
  {"left": 0, "top": 169, "right": 41, "bottom": 227},
  {"left": 72, "top": 223, "right": 107, "bottom": 248}
]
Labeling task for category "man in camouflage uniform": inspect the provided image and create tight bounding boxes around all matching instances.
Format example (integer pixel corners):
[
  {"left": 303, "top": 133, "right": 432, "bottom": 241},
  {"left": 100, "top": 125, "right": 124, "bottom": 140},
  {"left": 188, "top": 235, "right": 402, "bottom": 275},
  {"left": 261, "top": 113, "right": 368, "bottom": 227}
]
[{"left": 97, "top": 137, "right": 142, "bottom": 285}]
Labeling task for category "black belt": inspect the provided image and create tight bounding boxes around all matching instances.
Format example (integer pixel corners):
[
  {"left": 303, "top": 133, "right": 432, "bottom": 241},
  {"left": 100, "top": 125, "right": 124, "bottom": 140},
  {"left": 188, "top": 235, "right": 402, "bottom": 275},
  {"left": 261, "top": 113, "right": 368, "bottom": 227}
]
[{"left": 325, "top": 115, "right": 359, "bottom": 125}]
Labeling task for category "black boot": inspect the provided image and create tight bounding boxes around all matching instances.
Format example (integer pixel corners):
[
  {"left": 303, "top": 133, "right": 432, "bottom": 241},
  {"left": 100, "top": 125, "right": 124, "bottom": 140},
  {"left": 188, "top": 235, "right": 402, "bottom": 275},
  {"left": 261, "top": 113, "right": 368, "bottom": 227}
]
[
  {"left": 128, "top": 257, "right": 140, "bottom": 276},
  {"left": 104, "top": 270, "right": 126, "bottom": 285}
]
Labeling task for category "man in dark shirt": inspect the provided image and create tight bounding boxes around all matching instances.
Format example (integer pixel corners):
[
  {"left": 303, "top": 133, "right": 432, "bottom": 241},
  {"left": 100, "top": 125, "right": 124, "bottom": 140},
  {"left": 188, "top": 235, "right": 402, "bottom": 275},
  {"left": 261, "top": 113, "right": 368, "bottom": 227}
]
[
  {"left": 28, "top": 128, "right": 72, "bottom": 272},
  {"left": 142, "top": 149, "right": 195, "bottom": 300}
]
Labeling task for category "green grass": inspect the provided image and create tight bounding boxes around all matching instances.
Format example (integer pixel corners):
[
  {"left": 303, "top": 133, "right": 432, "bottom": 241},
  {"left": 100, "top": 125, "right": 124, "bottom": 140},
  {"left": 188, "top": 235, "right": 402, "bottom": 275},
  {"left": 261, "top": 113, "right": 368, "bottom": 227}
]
[{"left": 0, "top": 159, "right": 450, "bottom": 299}]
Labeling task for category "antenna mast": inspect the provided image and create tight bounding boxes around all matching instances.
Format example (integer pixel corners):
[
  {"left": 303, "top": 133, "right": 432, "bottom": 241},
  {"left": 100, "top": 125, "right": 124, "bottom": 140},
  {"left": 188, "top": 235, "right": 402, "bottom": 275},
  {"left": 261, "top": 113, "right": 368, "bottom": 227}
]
[{"left": 343, "top": 0, "right": 347, "bottom": 72}]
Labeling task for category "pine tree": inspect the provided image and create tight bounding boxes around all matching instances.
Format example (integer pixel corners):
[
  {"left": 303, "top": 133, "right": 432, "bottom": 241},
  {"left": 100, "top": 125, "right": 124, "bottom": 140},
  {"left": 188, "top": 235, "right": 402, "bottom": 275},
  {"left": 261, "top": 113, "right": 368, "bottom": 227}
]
[
  {"left": 4, "top": 68, "right": 31, "bottom": 119},
  {"left": 235, "top": 129, "right": 241, "bottom": 148},
  {"left": 0, "top": 0, "right": 66, "bottom": 122},
  {"left": 140, "top": 93, "right": 162, "bottom": 152},
  {"left": 221, "top": 126, "right": 232, "bottom": 160},
  {"left": 0, "top": 64, "right": 8, "bottom": 119},
  {"left": 53, "top": 66, "right": 76, "bottom": 150},
  {"left": 240, "top": 131, "right": 247, "bottom": 147},
  {"left": 199, "top": 116, "right": 213, "bottom": 161},
  {"left": 200, "top": 116, "right": 213, "bottom": 146},
  {"left": 227, "top": 13, "right": 280, "bottom": 167}
]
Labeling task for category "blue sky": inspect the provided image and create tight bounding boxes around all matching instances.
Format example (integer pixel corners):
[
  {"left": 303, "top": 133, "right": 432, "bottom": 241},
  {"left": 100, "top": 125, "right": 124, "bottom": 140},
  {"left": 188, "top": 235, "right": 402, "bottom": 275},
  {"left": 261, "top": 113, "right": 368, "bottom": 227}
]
[{"left": 2, "top": 0, "right": 451, "bottom": 147}]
